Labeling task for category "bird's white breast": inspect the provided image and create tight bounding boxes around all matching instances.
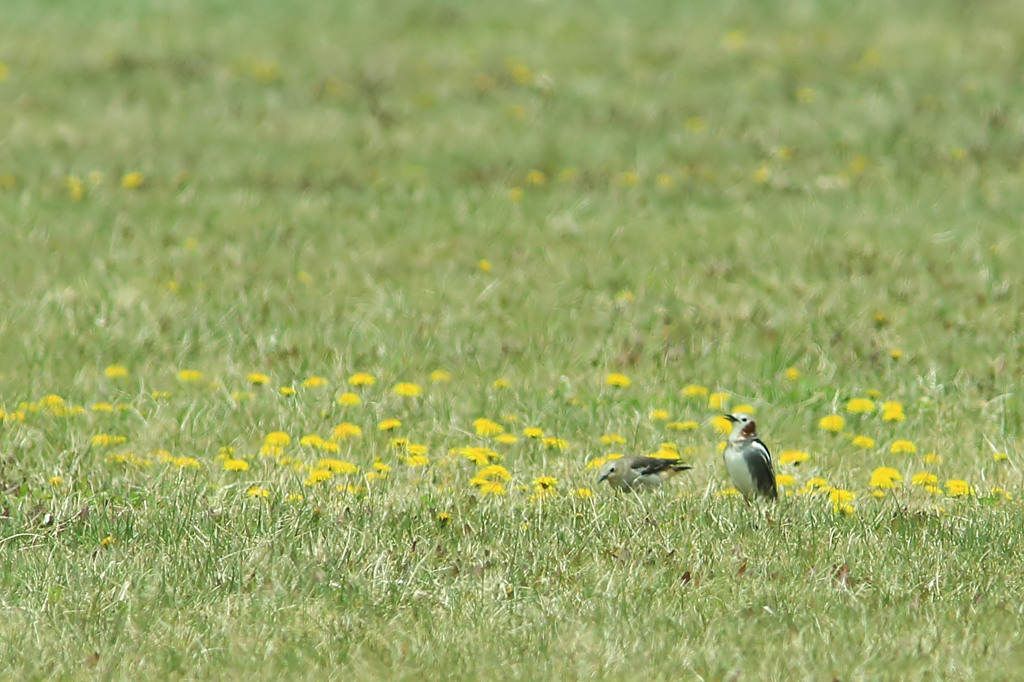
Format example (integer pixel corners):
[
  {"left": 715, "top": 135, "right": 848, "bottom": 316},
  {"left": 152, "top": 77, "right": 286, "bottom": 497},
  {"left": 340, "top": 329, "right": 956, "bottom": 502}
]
[{"left": 724, "top": 447, "right": 757, "bottom": 497}]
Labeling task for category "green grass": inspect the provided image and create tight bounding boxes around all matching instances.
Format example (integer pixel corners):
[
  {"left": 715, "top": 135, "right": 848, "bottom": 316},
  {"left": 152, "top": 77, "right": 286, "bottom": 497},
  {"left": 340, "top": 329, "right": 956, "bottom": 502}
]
[{"left": 3, "top": 0, "right": 1024, "bottom": 677}]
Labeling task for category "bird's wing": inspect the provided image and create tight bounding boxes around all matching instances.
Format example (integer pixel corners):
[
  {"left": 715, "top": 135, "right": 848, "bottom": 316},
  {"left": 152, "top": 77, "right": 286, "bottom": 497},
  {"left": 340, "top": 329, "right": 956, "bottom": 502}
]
[
  {"left": 748, "top": 439, "right": 778, "bottom": 499},
  {"left": 630, "top": 456, "right": 694, "bottom": 477}
]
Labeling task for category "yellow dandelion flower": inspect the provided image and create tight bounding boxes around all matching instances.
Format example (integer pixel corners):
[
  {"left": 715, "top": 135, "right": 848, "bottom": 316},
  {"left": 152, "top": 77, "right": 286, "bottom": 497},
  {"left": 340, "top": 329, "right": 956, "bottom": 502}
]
[
  {"left": 286, "top": 494, "right": 304, "bottom": 503},
  {"left": 473, "top": 418, "right": 505, "bottom": 436},
  {"left": 819, "top": 415, "right": 845, "bottom": 432},
  {"left": 711, "top": 415, "right": 733, "bottom": 434},
  {"left": 600, "top": 433, "right": 625, "bottom": 444},
  {"left": 870, "top": 489, "right": 886, "bottom": 499},
  {"left": 438, "top": 512, "right": 452, "bottom": 523},
  {"left": 91, "top": 434, "right": 127, "bottom": 447},
  {"left": 247, "top": 486, "right": 270, "bottom": 499},
  {"left": 373, "top": 461, "right": 391, "bottom": 473},
  {"left": 247, "top": 373, "right": 270, "bottom": 385},
  {"left": 477, "top": 480, "right": 507, "bottom": 496},
  {"left": 716, "top": 442, "right": 727, "bottom": 453},
  {"left": 173, "top": 456, "right": 200, "bottom": 469},
  {"left": 708, "top": 392, "right": 729, "bottom": 410},
  {"left": 732, "top": 404, "right": 755, "bottom": 414},
  {"left": 178, "top": 369, "right": 204, "bottom": 383},
  {"left": 666, "top": 421, "right": 699, "bottom": 431},
  {"left": 924, "top": 485, "right": 944, "bottom": 495},
  {"left": 722, "top": 29, "right": 747, "bottom": 51},
  {"left": 525, "top": 169, "right": 547, "bottom": 186},
  {"left": 716, "top": 488, "right": 742, "bottom": 498},
  {"left": 348, "top": 372, "right": 376, "bottom": 387},
  {"left": 121, "top": 172, "right": 144, "bottom": 189},
  {"left": 492, "top": 378, "right": 511, "bottom": 389},
  {"left": 479, "top": 465, "right": 512, "bottom": 481},
  {"left": 317, "top": 459, "right": 358, "bottom": 475},
  {"left": 605, "top": 373, "right": 631, "bottom": 387},
  {"left": 404, "top": 455, "right": 429, "bottom": 467},
  {"left": 586, "top": 457, "right": 609, "bottom": 470},
  {"left": 574, "top": 487, "right": 594, "bottom": 498},
  {"left": 520, "top": 427, "right": 545, "bottom": 439},
  {"left": 336, "top": 392, "right": 360, "bottom": 406},
  {"left": 299, "top": 435, "right": 325, "bottom": 448},
  {"left": 681, "top": 384, "right": 709, "bottom": 398},
  {"left": 684, "top": 116, "right": 707, "bottom": 133},
  {"left": 378, "top": 418, "right": 402, "bottom": 431},
  {"left": 264, "top": 432, "right": 291, "bottom": 447},
  {"left": 280, "top": 387, "right": 296, "bottom": 396},
  {"left": 912, "top": 472, "right": 938, "bottom": 487},
  {"left": 845, "top": 398, "right": 875, "bottom": 414},
  {"left": 945, "top": 479, "right": 974, "bottom": 497},
  {"left": 890, "top": 348, "right": 904, "bottom": 360},
  {"left": 104, "top": 364, "right": 129, "bottom": 379},
  {"left": 477, "top": 259, "right": 492, "bottom": 273},
  {"left": 495, "top": 434, "right": 519, "bottom": 444},
  {"left": 99, "top": 535, "right": 115, "bottom": 547},
  {"left": 890, "top": 440, "right": 916, "bottom": 454},
  {"left": 542, "top": 437, "right": 569, "bottom": 450},
  {"left": 331, "top": 422, "right": 362, "bottom": 440},
  {"left": 832, "top": 502, "right": 856, "bottom": 516},
  {"left": 784, "top": 367, "right": 802, "bottom": 381},
  {"left": 924, "top": 452, "right": 942, "bottom": 465},
  {"left": 650, "top": 409, "right": 670, "bottom": 421},
  {"left": 994, "top": 452, "right": 1009, "bottom": 462},
  {"left": 775, "top": 474, "right": 795, "bottom": 488},
  {"left": 455, "top": 446, "right": 499, "bottom": 464},
  {"left": 501, "top": 414, "right": 518, "bottom": 423},
  {"left": 303, "top": 376, "right": 328, "bottom": 388},
  {"left": 507, "top": 187, "right": 524, "bottom": 202},
  {"left": 407, "top": 444, "right": 428, "bottom": 456},
  {"left": 778, "top": 450, "right": 809, "bottom": 465},
  {"left": 91, "top": 402, "right": 114, "bottom": 413},
  {"left": 752, "top": 164, "right": 772, "bottom": 185},
  {"left": 392, "top": 382, "right": 422, "bottom": 397},
  {"left": 260, "top": 444, "right": 283, "bottom": 457},
  {"left": 882, "top": 401, "right": 906, "bottom": 422},
  {"left": 851, "top": 435, "right": 875, "bottom": 449},
  {"left": 865, "top": 389, "right": 882, "bottom": 399},
  {"left": 430, "top": 370, "right": 452, "bottom": 382},
  {"left": 870, "top": 466, "right": 902, "bottom": 488},
  {"left": 65, "top": 175, "right": 84, "bottom": 200},
  {"left": 829, "top": 488, "right": 856, "bottom": 503},
  {"left": 304, "top": 469, "right": 333, "bottom": 485},
  {"left": 390, "top": 438, "right": 408, "bottom": 450},
  {"left": 49, "top": 476, "right": 64, "bottom": 487},
  {"left": 223, "top": 459, "right": 250, "bottom": 472}
]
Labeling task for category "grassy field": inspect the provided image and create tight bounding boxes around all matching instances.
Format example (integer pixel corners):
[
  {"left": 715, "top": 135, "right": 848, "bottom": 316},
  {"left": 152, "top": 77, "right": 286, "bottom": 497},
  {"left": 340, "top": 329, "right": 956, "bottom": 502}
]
[{"left": 4, "top": 0, "right": 1024, "bottom": 678}]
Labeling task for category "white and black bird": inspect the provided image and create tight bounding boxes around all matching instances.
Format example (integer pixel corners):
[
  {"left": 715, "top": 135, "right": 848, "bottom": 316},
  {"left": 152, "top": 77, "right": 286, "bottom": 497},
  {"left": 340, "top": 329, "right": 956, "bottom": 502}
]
[
  {"left": 722, "top": 412, "right": 777, "bottom": 501},
  {"left": 597, "top": 456, "right": 693, "bottom": 492}
]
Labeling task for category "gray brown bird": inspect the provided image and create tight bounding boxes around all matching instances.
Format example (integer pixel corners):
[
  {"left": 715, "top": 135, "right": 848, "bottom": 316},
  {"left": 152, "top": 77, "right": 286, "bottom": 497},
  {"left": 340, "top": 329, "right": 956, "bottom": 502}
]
[{"left": 597, "top": 456, "right": 693, "bottom": 492}]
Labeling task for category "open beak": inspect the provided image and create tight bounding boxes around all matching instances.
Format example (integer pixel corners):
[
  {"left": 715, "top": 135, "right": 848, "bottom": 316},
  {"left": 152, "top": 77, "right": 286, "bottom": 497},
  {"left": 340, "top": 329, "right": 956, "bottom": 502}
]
[{"left": 723, "top": 413, "right": 738, "bottom": 423}]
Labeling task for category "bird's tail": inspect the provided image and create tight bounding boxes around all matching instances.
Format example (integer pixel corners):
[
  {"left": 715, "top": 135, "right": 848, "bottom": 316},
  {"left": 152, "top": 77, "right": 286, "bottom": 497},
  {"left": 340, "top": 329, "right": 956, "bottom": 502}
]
[{"left": 664, "top": 462, "right": 693, "bottom": 477}]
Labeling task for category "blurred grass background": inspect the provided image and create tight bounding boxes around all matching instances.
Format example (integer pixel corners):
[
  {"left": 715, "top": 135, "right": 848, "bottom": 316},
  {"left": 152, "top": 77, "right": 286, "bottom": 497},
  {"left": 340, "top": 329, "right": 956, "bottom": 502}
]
[{"left": 3, "top": 0, "right": 1024, "bottom": 678}]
